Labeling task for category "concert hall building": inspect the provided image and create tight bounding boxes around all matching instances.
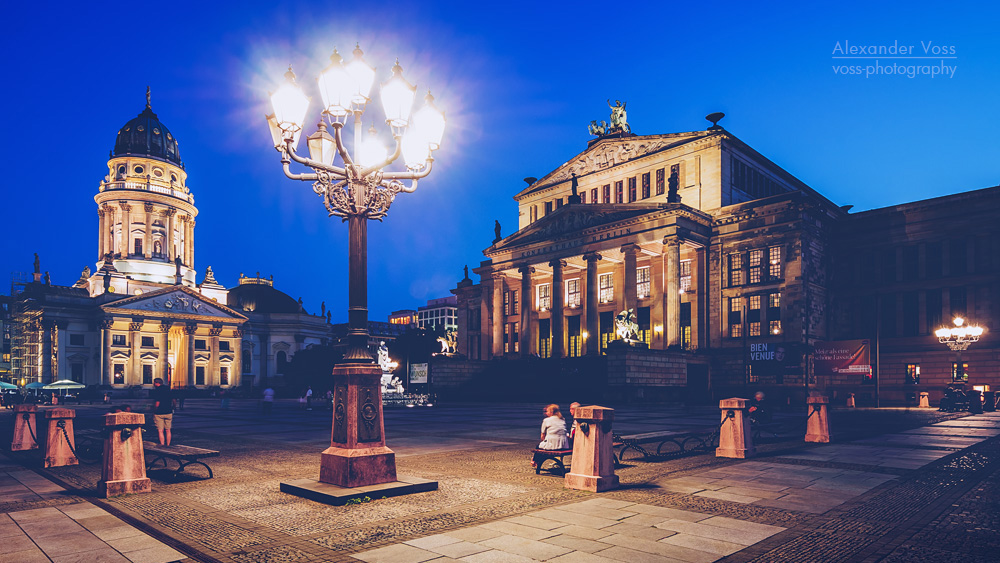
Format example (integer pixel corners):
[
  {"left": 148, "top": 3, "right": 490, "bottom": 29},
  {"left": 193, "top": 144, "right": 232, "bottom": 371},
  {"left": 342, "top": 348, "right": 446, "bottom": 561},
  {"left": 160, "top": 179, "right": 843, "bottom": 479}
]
[{"left": 450, "top": 115, "right": 1000, "bottom": 405}]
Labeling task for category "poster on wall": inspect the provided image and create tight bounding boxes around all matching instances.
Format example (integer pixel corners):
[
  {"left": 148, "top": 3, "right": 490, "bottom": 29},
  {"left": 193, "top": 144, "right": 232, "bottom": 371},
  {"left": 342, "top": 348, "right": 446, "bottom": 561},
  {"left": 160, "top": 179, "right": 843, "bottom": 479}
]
[
  {"left": 748, "top": 342, "right": 801, "bottom": 377},
  {"left": 409, "top": 363, "right": 428, "bottom": 384},
  {"left": 813, "top": 340, "right": 871, "bottom": 376}
]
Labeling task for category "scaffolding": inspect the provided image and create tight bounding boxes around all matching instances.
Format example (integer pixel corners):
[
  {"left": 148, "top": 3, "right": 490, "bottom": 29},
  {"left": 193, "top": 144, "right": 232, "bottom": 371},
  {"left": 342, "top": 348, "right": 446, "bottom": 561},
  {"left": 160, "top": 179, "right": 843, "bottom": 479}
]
[{"left": 10, "top": 272, "right": 41, "bottom": 384}]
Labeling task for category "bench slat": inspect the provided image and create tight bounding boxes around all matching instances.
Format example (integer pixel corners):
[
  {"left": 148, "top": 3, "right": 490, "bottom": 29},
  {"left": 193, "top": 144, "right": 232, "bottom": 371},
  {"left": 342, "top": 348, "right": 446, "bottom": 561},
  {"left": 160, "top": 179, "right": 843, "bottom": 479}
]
[{"left": 143, "top": 441, "right": 219, "bottom": 458}]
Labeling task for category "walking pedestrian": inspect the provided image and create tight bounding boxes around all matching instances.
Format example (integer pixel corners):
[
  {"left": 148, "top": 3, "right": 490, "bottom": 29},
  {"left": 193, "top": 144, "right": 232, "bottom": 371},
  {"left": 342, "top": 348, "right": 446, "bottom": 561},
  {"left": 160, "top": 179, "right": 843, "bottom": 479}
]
[
  {"left": 262, "top": 386, "right": 275, "bottom": 415},
  {"left": 151, "top": 378, "right": 173, "bottom": 446}
]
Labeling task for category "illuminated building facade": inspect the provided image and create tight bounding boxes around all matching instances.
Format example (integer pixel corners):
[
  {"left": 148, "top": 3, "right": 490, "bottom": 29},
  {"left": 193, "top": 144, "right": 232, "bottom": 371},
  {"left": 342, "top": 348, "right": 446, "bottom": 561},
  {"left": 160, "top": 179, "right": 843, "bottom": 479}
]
[
  {"left": 417, "top": 296, "right": 458, "bottom": 333},
  {"left": 452, "top": 117, "right": 1000, "bottom": 403},
  {"left": 9, "top": 95, "right": 328, "bottom": 390}
]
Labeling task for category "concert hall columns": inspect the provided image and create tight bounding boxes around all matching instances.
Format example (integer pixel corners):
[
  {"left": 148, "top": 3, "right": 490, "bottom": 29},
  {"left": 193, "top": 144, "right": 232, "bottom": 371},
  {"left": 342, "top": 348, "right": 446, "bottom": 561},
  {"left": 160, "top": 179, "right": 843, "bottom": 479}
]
[
  {"left": 518, "top": 265, "right": 534, "bottom": 357},
  {"left": 584, "top": 252, "right": 602, "bottom": 355},
  {"left": 550, "top": 260, "right": 565, "bottom": 358}
]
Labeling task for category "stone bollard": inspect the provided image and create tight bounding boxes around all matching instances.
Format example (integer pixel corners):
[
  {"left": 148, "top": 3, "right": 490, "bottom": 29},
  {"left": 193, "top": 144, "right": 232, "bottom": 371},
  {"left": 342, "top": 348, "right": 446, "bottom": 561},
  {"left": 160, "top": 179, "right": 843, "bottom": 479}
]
[
  {"left": 846, "top": 393, "right": 856, "bottom": 408},
  {"left": 716, "top": 398, "right": 755, "bottom": 458},
  {"left": 565, "top": 405, "right": 619, "bottom": 492},
  {"left": 12, "top": 404, "right": 39, "bottom": 451},
  {"left": 99, "top": 412, "right": 151, "bottom": 498},
  {"left": 43, "top": 408, "right": 78, "bottom": 468},
  {"left": 983, "top": 391, "right": 996, "bottom": 412},
  {"left": 918, "top": 392, "right": 931, "bottom": 408},
  {"left": 805, "top": 396, "right": 831, "bottom": 443},
  {"left": 968, "top": 390, "right": 983, "bottom": 414}
]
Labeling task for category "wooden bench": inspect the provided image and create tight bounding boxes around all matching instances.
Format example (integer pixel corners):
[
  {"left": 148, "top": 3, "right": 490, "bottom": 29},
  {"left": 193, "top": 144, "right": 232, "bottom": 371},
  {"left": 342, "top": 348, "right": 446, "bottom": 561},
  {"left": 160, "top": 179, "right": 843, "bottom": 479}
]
[
  {"left": 531, "top": 448, "right": 573, "bottom": 474},
  {"left": 143, "top": 441, "right": 219, "bottom": 479}
]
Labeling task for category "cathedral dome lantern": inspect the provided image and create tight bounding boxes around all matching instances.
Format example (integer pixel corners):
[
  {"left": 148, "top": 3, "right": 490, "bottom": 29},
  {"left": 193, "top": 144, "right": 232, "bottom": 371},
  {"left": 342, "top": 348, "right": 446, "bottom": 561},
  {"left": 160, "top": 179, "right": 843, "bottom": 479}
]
[
  {"left": 90, "top": 89, "right": 199, "bottom": 296},
  {"left": 113, "top": 88, "right": 182, "bottom": 166}
]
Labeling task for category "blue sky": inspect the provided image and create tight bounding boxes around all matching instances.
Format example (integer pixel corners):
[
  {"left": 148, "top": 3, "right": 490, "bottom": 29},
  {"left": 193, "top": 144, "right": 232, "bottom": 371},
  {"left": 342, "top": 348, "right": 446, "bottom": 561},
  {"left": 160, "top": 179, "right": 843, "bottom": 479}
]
[{"left": 2, "top": 1, "right": 997, "bottom": 320}]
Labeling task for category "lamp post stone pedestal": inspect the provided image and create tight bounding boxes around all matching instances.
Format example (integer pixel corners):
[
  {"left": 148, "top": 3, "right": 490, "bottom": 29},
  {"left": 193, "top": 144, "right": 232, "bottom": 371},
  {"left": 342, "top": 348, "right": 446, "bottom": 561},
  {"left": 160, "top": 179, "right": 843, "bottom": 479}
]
[
  {"left": 319, "top": 364, "right": 396, "bottom": 487},
  {"left": 11, "top": 404, "right": 38, "bottom": 451}
]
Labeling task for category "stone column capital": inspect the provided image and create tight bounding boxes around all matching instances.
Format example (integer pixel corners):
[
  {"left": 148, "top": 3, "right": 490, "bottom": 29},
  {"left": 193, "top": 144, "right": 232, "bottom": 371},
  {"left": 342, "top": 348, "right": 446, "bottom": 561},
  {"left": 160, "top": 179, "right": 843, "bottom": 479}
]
[
  {"left": 209, "top": 326, "right": 224, "bottom": 337},
  {"left": 548, "top": 259, "right": 566, "bottom": 269},
  {"left": 183, "top": 323, "right": 198, "bottom": 335},
  {"left": 118, "top": 201, "right": 132, "bottom": 211},
  {"left": 158, "top": 322, "right": 172, "bottom": 333},
  {"left": 144, "top": 202, "right": 154, "bottom": 212},
  {"left": 583, "top": 252, "right": 602, "bottom": 263},
  {"left": 163, "top": 207, "right": 177, "bottom": 217},
  {"left": 128, "top": 321, "right": 143, "bottom": 332},
  {"left": 97, "top": 209, "right": 106, "bottom": 217},
  {"left": 233, "top": 329, "right": 244, "bottom": 338},
  {"left": 100, "top": 318, "right": 115, "bottom": 330},
  {"left": 663, "top": 236, "right": 682, "bottom": 248},
  {"left": 517, "top": 264, "right": 535, "bottom": 275},
  {"left": 490, "top": 271, "right": 506, "bottom": 281},
  {"left": 620, "top": 243, "right": 640, "bottom": 255}
]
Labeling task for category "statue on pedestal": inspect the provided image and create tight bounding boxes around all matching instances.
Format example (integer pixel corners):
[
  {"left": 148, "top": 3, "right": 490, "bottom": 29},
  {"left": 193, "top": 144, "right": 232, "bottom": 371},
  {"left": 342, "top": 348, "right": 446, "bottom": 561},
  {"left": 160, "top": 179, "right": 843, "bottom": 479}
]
[{"left": 615, "top": 309, "right": 639, "bottom": 342}]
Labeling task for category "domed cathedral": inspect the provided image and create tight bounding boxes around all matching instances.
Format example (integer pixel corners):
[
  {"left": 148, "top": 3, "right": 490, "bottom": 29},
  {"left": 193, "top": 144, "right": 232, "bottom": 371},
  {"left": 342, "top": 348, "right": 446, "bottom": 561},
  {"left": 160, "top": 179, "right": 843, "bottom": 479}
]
[
  {"left": 7, "top": 90, "right": 331, "bottom": 393},
  {"left": 87, "top": 87, "right": 199, "bottom": 295}
]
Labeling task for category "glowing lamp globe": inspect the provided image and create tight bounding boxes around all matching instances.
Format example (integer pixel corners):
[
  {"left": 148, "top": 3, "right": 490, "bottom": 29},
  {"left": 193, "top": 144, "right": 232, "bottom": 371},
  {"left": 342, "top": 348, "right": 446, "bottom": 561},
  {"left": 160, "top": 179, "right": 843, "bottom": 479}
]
[
  {"left": 358, "top": 125, "right": 388, "bottom": 168},
  {"left": 380, "top": 60, "right": 416, "bottom": 128},
  {"left": 346, "top": 44, "right": 376, "bottom": 106},
  {"left": 270, "top": 66, "right": 309, "bottom": 135},
  {"left": 401, "top": 129, "right": 431, "bottom": 170},
  {"left": 412, "top": 91, "right": 446, "bottom": 150},
  {"left": 317, "top": 49, "right": 353, "bottom": 118}
]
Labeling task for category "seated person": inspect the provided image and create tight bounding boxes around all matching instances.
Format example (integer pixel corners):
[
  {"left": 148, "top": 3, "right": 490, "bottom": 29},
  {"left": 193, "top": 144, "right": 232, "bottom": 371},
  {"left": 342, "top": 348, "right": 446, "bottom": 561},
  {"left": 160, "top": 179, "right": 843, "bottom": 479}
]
[{"left": 532, "top": 404, "right": 570, "bottom": 468}]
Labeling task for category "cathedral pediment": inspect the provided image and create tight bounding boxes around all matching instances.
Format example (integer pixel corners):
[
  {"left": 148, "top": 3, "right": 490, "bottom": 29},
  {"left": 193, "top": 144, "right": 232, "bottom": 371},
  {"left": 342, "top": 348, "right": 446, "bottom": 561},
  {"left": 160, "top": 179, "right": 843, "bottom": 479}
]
[
  {"left": 101, "top": 285, "right": 247, "bottom": 323},
  {"left": 515, "top": 132, "right": 711, "bottom": 199}
]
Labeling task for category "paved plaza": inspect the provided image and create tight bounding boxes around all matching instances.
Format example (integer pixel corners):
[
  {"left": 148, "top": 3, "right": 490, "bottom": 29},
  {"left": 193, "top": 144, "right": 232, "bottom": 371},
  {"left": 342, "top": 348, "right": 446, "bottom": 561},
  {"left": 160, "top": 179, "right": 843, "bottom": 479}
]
[{"left": 2, "top": 399, "right": 1000, "bottom": 562}]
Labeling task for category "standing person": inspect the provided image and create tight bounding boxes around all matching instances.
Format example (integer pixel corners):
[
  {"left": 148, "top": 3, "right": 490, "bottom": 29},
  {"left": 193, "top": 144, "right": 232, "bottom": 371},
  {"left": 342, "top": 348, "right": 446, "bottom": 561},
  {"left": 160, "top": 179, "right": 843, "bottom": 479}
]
[
  {"left": 305, "top": 386, "right": 313, "bottom": 410},
  {"left": 220, "top": 389, "right": 230, "bottom": 410},
  {"left": 262, "top": 386, "right": 275, "bottom": 415},
  {"left": 566, "top": 402, "right": 581, "bottom": 444},
  {"left": 531, "top": 404, "right": 570, "bottom": 468},
  {"left": 151, "top": 378, "right": 173, "bottom": 446}
]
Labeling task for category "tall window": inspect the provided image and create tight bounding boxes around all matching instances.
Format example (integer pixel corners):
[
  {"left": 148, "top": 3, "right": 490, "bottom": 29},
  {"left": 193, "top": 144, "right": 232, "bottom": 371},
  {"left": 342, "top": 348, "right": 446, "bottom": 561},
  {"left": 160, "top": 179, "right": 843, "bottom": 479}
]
[
  {"left": 196, "top": 366, "right": 205, "bottom": 385},
  {"left": 768, "top": 292, "right": 781, "bottom": 334},
  {"left": 114, "top": 364, "right": 125, "bottom": 385},
  {"left": 511, "top": 322, "right": 519, "bottom": 352},
  {"left": 637, "top": 266, "right": 651, "bottom": 298},
  {"left": 656, "top": 168, "right": 665, "bottom": 195},
  {"left": 680, "top": 260, "right": 692, "bottom": 292},
  {"left": 680, "top": 303, "right": 691, "bottom": 350},
  {"left": 71, "top": 363, "right": 84, "bottom": 382},
  {"left": 749, "top": 250, "right": 763, "bottom": 284},
  {"left": 134, "top": 238, "right": 143, "bottom": 256},
  {"left": 768, "top": 246, "right": 782, "bottom": 278},
  {"left": 242, "top": 349, "right": 252, "bottom": 373},
  {"left": 637, "top": 307, "right": 651, "bottom": 345},
  {"left": 591, "top": 188, "right": 598, "bottom": 203},
  {"left": 566, "top": 278, "right": 581, "bottom": 307},
  {"left": 641, "top": 173, "right": 650, "bottom": 199},
  {"left": 276, "top": 351, "right": 287, "bottom": 374},
  {"left": 748, "top": 295, "right": 761, "bottom": 336},
  {"left": 567, "top": 316, "right": 581, "bottom": 357},
  {"left": 580, "top": 192, "right": 586, "bottom": 204},
  {"left": 220, "top": 366, "right": 229, "bottom": 386},
  {"left": 603, "top": 184, "right": 611, "bottom": 203},
  {"left": 503, "top": 290, "right": 510, "bottom": 316},
  {"left": 503, "top": 323, "right": 510, "bottom": 353},
  {"left": 628, "top": 177, "right": 637, "bottom": 202},
  {"left": 729, "top": 297, "right": 743, "bottom": 338},
  {"left": 599, "top": 273, "right": 614, "bottom": 303},
  {"left": 953, "top": 362, "right": 969, "bottom": 382},
  {"left": 511, "top": 290, "right": 519, "bottom": 316},
  {"left": 544, "top": 201, "right": 552, "bottom": 215},
  {"left": 537, "top": 283, "right": 551, "bottom": 310},
  {"left": 905, "top": 364, "right": 920, "bottom": 385},
  {"left": 538, "top": 319, "right": 551, "bottom": 358},
  {"left": 599, "top": 311, "right": 614, "bottom": 353},
  {"left": 615, "top": 181, "right": 623, "bottom": 203},
  {"left": 729, "top": 252, "right": 744, "bottom": 286}
]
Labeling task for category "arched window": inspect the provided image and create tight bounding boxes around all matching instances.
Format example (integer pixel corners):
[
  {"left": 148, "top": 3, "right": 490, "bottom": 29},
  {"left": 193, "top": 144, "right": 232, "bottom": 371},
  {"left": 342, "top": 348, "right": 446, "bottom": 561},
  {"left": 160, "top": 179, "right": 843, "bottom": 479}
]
[
  {"left": 276, "top": 351, "right": 287, "bottom": 374},
  {"left": 242, "top": 349, "right": 252, "bottom": 373}
]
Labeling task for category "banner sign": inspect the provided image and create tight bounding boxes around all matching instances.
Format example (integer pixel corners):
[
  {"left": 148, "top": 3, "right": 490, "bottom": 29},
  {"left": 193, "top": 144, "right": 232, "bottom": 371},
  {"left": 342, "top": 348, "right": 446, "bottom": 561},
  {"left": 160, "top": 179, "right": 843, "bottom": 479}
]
[
  {"left": 814, "top": 340, "right": 871, "bottom": 376},
  {"left": 409, "top": 363, "right": 428, "bottom": 384},
  {"left": 748, "top": 342, "right": 800, "bottom": 376}
]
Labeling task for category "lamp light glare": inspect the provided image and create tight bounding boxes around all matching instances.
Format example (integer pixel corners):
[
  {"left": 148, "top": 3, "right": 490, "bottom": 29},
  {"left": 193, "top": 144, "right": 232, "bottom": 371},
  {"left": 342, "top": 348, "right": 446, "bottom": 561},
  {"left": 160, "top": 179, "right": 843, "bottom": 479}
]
[
  {"left": 380, "top": 59, "right": 416, "bottom": 128},
  {"left": 412, "top": 91, "right": 446, "bottom": 150},
  {"left": 401, "top": 129, "right": 431, "bottom": 170},
  {"left": 317, "top": 48, "right": 353, "bottom": 118},
  {"left": 346, "top": 44, "right": 376, "bottom": 106},
  {"left": 358, "top": 124, "right": 388, "bottom": 169},
  {"left": 270, "top": 66, "right": 309, "bottom": 135}
]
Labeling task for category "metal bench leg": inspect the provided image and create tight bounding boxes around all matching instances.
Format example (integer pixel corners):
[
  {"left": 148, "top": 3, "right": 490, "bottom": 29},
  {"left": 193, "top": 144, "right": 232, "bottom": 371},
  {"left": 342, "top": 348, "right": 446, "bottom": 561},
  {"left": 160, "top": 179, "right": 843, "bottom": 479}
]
[{"left": 176, "top": 460, "right": 214, "bottom": 479}]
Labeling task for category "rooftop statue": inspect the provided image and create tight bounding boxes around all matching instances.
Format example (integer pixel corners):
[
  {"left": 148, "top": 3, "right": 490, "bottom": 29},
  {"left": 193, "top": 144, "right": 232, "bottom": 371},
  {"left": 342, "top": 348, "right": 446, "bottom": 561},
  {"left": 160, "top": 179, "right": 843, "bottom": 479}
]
[
  {"left": 607, "top": 99, "right": 630, "bottom": 134},
  {"left": 494, "top": 219, "right": 502, "bottom": 243}
]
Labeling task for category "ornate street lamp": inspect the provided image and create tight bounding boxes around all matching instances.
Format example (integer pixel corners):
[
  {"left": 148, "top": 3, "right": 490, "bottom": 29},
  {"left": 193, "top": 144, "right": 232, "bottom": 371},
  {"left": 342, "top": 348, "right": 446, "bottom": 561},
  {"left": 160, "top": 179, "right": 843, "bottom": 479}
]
[
  {"left": 266, "top": 45, "right": 445, "bottom": 495},
  {"left": 936, "top": 317, "right": 986, "bottom": 382}
]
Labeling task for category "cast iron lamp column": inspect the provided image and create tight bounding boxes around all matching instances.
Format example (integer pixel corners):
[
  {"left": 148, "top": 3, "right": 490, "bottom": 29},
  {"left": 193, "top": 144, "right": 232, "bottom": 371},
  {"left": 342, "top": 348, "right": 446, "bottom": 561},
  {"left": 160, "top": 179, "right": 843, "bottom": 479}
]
[{"left": 267, "top": 46, "right": 445, "bottom": 488}]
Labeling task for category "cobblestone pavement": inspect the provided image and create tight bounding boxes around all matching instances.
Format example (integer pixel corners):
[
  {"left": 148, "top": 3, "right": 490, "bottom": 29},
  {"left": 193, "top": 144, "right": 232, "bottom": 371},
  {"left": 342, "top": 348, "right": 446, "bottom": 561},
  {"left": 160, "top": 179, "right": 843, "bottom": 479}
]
[{"left": 0, "top": 400, "right": 992, "bottom": 562}]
